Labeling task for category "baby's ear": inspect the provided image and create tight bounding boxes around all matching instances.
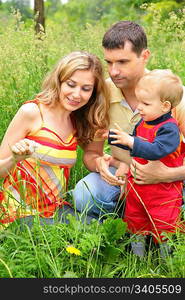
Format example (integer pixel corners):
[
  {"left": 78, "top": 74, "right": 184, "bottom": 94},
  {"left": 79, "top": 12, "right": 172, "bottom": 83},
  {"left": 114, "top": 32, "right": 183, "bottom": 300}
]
[{"left": 162, "top": 100, "right": 171, "bottom": 113}]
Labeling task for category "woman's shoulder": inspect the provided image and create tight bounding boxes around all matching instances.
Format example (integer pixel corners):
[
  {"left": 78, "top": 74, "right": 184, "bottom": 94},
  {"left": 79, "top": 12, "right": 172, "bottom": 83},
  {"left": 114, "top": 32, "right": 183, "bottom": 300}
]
[
  {"left": 19, "top": 100, "right": 40, "bottom": 120},
  {"left": 16, "top": 100, "right": 43, "bottom": 134}
]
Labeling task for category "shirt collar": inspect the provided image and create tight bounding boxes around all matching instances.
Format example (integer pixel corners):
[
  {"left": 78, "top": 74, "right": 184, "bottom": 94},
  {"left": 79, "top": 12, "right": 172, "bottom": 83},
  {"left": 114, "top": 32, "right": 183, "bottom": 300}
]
[
  {"left": 106, "top": 78, "right": 123, "bottom": 103},
  {"left": 120, "top": 98, "right": 139, "bottom": 115},
  {"left": 145, "top": 111, "right": 172, "bottom": 125}
]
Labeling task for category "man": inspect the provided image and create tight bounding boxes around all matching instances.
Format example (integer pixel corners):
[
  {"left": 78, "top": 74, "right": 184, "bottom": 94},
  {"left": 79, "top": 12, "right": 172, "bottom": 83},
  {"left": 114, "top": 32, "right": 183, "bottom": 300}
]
[{"left": 72, "top": 21, "right": 185, "bottom": 218}]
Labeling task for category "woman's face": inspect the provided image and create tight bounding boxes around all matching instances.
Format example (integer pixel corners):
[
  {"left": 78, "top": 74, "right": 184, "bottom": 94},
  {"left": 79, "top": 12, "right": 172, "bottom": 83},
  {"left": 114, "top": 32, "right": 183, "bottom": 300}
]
[{"left": 60, "top": 69, "right": 95, "bottom": 111}]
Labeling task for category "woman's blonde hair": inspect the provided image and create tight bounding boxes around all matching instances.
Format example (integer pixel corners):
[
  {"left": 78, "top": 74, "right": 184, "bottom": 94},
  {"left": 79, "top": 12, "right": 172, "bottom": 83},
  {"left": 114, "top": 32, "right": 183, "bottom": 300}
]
[
  {"left": 37, "top": 51, "right": 110, "bottom": 144},
  {"left": 138, "top": 69, "right": 183, "bottom": 108}
]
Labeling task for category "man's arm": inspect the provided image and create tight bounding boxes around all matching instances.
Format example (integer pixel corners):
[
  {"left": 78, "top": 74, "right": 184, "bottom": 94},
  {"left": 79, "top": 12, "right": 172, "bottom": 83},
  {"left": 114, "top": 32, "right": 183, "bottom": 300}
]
[{"left": 130, "top": 159, "right": 185, "bottom": 184}]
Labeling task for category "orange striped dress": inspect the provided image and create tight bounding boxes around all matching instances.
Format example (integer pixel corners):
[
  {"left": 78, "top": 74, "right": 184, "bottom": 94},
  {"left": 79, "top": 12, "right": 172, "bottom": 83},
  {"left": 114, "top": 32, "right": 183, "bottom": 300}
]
[{"left": 0, "top": 100, "right": 77, "bottom": 225}]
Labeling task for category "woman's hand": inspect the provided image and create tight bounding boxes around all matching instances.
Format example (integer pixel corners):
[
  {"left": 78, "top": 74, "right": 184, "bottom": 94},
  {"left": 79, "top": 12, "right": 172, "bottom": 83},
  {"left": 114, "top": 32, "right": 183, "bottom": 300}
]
[
  {"left": 11, "top": 139, "right": 39, "bottom": 162},
  {"left": 115, "top": 162, "right": 129, "bottom": 179},
  {"left": 130, "top": 158, "right": 170, "bottom": 184},
  {"left": 95, "top": 154, "right": 124, "bottom": 186}
]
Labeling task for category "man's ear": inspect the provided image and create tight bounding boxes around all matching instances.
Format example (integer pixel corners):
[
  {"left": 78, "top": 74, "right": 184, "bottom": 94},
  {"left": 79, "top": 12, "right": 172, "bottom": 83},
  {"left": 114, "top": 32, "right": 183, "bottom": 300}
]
[
  {"left": 162, "top": 100, "right": 171, "bottom": 113},
  {"left": 141, "top": 49, "right": 150, "bottom": 64}
]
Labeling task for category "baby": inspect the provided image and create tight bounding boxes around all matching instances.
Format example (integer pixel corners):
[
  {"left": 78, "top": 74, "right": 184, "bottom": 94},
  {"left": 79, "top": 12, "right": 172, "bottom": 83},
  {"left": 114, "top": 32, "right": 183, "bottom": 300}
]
[{"left": 108, "top": 69, "right": 184, "bottom": 258}]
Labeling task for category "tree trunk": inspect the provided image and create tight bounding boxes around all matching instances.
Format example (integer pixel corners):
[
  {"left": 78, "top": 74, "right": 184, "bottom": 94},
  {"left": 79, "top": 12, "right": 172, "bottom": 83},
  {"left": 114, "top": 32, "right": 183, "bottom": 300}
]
[{"left": 34, "top": 0, "right": 45, "bottom": 34}]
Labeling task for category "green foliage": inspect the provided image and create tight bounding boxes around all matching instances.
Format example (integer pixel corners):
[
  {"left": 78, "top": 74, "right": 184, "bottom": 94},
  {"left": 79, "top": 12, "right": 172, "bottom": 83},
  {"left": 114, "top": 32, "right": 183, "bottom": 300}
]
[
  {"left": 45, "top": 0, "right": 62, "bottom": 15},
  {"left": 58, "top": 0, "right": 140, "bottom": 27},
  {"left": 142, "top": 1, "right": 182, "bottom": 22},
  {"left": 101, "top": 218, "right": 127, "bottom": 243},
  {"left": 61, "top": 0, "right": 105, "bottom": 25},
  {"left": 0, "top": 216, "right": 129, "bottom": 278},
  {"left": 0, "top": 0, "right": 32, "bottom": 19},
  {"left": 1, "top": 216, "right": 184, "bottom": 278},
  {"left": 143, "top": 8, "right": 185, "bottom": 79},
  {"left": 0, "top": 11, "right": 48, "bottom": 137},
  {"left": 0, "top": 0, "right": 184, "bottom": 28},
  {"left": 45, "top": 0, "right": 185, "bottom": 28}
]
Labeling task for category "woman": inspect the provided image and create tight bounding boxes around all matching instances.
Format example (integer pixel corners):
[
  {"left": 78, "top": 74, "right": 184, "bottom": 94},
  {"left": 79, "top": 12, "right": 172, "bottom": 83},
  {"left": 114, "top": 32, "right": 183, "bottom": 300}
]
[{"left": 0, "top": 51, "right": 110, "bottom": 228}]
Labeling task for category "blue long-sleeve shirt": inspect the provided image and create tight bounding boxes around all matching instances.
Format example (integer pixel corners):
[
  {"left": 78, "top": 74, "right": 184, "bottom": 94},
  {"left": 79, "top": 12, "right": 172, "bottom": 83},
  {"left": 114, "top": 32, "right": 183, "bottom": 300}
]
[{"left": 108, "top": 112, "right": 180, "bottom": 160}]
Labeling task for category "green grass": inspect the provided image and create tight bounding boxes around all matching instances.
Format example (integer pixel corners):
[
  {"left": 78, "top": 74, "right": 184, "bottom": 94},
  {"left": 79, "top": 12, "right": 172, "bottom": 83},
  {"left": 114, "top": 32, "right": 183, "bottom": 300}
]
[{"left": 0, "top": 214, "right": 185, "bottom": 278}]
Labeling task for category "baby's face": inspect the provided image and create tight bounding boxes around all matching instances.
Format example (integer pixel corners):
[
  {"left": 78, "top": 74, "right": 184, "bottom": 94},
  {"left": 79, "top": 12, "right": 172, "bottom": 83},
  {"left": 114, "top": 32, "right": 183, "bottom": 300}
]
[{"left": 135, "top": 81, "right": 164, "bottom": 122}]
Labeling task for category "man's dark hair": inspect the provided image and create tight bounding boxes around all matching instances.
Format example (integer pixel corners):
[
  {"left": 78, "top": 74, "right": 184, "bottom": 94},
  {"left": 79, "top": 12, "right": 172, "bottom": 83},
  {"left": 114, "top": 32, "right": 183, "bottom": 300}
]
[{"left": 102, "top": 21, "right": 147, "bottom": 56}]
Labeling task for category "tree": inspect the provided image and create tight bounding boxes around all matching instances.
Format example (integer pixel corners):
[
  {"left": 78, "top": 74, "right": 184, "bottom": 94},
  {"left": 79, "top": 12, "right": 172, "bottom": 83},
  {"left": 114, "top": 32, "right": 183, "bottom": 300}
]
[{"left": 34, "top": 0, "right": 45, "bottom": 34}]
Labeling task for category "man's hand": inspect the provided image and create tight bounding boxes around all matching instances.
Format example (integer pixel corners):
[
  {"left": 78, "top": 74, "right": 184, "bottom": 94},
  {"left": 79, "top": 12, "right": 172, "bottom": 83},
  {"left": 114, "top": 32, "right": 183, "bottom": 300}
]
[
  {"left": 130, "top": 158, "right": 170, "bottom": 184},
  {"left": 95, "top": 154, "right": 124, "bottom": 186}
]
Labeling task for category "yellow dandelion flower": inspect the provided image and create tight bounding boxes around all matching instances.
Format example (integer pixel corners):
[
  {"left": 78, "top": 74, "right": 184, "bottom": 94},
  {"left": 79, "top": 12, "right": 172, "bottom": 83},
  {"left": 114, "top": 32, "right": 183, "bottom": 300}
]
[{"left": 66, "top": 245, "right": 81, "bottom": 256}]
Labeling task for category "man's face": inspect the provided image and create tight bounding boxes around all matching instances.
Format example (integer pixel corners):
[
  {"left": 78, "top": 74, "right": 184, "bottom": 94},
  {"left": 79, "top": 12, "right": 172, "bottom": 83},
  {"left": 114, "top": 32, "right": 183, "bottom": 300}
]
[{"left": 103, "top": 41, "right": 149, "bottom": 90}]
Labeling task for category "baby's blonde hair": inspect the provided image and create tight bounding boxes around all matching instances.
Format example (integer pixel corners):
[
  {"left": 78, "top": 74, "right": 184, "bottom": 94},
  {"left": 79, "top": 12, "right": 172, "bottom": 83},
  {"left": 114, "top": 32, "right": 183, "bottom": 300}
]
[{"left": 137, "top": 69, "right": 183, "bottom": 108}]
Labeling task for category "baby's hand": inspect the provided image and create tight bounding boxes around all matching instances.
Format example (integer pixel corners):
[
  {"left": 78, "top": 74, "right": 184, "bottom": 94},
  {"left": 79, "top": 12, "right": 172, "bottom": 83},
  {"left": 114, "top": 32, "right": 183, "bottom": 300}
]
[
  {"left": 11, "top": 139, "right": 39, "bottom": 162},
  {"left": 109, "top": 123, "right": 134, "bottom": 148}
]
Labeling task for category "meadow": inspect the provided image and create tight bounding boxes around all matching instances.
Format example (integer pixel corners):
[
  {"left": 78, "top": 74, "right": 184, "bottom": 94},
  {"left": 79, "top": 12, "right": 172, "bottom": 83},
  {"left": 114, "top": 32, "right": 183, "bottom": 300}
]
[{"left": 0, "top": 8, "right": 185, "bottom": 278}]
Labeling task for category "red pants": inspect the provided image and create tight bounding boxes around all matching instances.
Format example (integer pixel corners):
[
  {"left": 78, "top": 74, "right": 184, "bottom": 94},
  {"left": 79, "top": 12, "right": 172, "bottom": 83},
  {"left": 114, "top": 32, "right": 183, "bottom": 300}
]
[{"left": 124, "top": 178, "right": 183, "bottom": 243}]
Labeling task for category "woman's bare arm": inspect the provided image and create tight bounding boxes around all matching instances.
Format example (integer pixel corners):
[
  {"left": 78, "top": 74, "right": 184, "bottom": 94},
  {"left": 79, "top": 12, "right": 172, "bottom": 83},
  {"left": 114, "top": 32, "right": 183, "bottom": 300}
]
[{"left": 0, "top": 103, "right": 40, "bottom": 177}]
